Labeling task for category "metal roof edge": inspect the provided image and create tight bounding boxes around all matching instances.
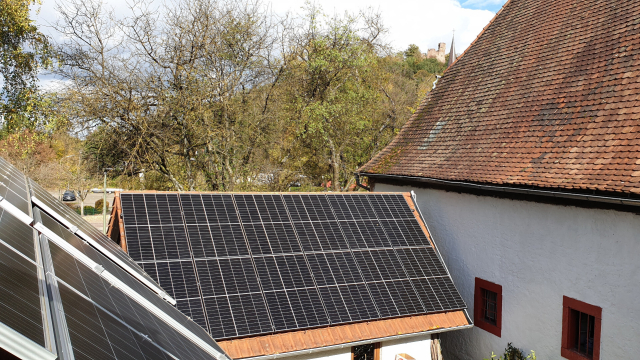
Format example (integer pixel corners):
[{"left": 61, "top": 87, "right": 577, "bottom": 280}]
[
  {"left": 0, "top": 321, "right": 57, "bottom": 360},
  {"left": 358, "top": 173, "right": 640, "bottom": 208},
  {"left": 238, "top": 322, "right": 473, "bottom": 360}
]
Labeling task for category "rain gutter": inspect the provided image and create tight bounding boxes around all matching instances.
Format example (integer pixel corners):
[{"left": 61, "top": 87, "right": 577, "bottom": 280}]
[{"left": 356, "top": 173, "right": 640, "bottom": 207}]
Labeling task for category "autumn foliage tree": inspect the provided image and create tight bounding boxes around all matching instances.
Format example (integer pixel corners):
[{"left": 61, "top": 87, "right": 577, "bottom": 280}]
[
  {"left": 0, "top": 0, "right": 58, "bottom": 136},
  {"left": 51, "top": 0, "right": 448, "bottom": 192}
]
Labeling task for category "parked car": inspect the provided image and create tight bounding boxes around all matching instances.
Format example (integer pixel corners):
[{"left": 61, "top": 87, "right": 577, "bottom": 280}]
[{"left": 62, "top": 190, "right": 76, "bottom": 202}]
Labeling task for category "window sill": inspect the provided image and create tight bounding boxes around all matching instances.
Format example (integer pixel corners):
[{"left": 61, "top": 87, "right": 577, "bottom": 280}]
[
  {"left": 561, "top": 347, "right": 593, "bottom": 360},
  {"left": 475, "top": 319, "right": 501, "bottom": 338}
]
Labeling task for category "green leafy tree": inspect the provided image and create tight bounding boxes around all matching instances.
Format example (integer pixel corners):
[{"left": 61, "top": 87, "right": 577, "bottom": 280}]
[
  {"left": 281, "top": 4, "right": 388, "bottom": 191},
  {"left": 0, "top": 0, "right": 55, "bottom": 135}
]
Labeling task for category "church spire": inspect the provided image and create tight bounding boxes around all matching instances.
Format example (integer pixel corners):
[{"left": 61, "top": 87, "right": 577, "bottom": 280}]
[{"left": 448, "top": 31, "right": 456, "bottom": 68}]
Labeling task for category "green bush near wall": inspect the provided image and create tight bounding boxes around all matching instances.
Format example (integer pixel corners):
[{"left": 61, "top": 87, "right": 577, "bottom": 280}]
[{"left": 484, "top": 343, "right": 536, "bottom": 360}]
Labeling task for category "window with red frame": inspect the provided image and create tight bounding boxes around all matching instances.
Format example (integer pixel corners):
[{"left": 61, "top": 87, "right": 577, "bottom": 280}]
[
  {"left": 561, "top": 296, "right": 602, "bottom": 360},
  {"left": 474, "top": 277, "right": 502, "bottom": 337}
]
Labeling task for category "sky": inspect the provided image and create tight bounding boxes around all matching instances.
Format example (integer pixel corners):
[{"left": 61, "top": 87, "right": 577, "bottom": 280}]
[
  {"left": 35, "top": 0, "right": 507, "bottom": 52},
  {"left": 33, "top": 0, "right": 507, "bottom": 89}
]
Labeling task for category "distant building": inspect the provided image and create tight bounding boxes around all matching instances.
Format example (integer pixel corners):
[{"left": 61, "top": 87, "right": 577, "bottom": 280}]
[
  {"left": 425, "top": 43, "right": 447, "bottom": 63},
  {"left": 359, "top": 0, "right": 640, "bottom": 359}
]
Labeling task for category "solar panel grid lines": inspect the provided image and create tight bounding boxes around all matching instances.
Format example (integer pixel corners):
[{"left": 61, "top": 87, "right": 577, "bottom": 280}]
[
  {"left": 362, "top": 194, "right": 432, "bottom": 316},
  {"left": 288, "top": 194, "right": 385, "bottom": 323},
  {"left": 55, "top": 282, "right": 177, "bottom": 360},
  {"left": 0, "top": 241, "right": 46, "bottom": 347},
  {"left": 364, "top": 195, "right": 454, "bottom": 315},
  {"left": 225, "top": 194, "right": 276, "bottom": 337},
  {"left": 0, "top": 157, "right": 32, "bottom": 217},
  {"left": 235, "top": 194, "right": 331, "bottom": 331},
  {"left": 0, "top": 207, "right": 37, "bottom": 261},
  {"left": 118, "top": 191, "right": 466, "bottom": 340},
  {"left": 30, "top": 183, "right": 171, "bottom": 304},
  {"left": 279, "top": 194, "right": 349, "bottom": 326},
  {"left": 317, "top": 194, "right": 383, "bottom": 320},
  {"left": 174, "top": 194, "right": 212, "bottom": 336},
  {"left": 47, "top": 239, "right": 226, "bottom": 360}
]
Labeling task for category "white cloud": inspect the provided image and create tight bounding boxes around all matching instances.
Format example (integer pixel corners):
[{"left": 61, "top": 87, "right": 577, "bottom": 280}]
[
  {"left": 34, "top": 0, "right": 497, "bottom": 56},
  {"left": 269, "top": 0, "right": 496, "bottom": 54}
]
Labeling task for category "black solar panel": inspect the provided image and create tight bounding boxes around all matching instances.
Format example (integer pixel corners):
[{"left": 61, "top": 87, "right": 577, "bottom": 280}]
[
  {"left": 29, "top": 180, "right": 169, "bottom": 302},
  {"left": 48, "top": 240, "right": 224, "bottom": 359},
  {"left": 0, "top": 157, "right": 228, "bottom": 360},
  {"left": 0, "top": 207, "right": 36, "bottom": 261},
  {"left": 120, "top": 192, "right": 467, "bottom": 340},
  {"left": 0, "top": 242, "right": 45, "bottom": 347},
  {"left": 0, "top": 157, "right": 31, "bottom": 216}
]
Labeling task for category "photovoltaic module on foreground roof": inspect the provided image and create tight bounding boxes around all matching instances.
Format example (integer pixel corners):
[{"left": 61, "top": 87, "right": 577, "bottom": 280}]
[
  {"left": 0, "top": 156, "right": 228, "bottom": 360},
  {"left": 116, "top": 192, "right": 467, "bottom": 340}
]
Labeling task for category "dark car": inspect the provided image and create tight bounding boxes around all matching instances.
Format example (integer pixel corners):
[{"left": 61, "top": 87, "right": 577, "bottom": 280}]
[{"left": 62, "top": 190, "right": 76, "bottom": 201}]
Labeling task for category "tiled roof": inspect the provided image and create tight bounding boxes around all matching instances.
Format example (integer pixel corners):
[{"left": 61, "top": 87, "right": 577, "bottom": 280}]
[
  {"left": 217, "top": 311, "right": 470, "bottom": 359},
  {"left": 360, "top": 0, "right": 640, "bottom": 195}
]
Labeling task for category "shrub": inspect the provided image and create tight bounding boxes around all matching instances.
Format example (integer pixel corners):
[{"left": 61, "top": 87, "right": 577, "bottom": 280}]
[
  {"left": 484, "top": 343, "right": 536, "bottom": 360},
  {"left": 95, "top": 199, "right": 108, "bottom": 211},
  {"left": 74, "top": 206, "right": 103, "bottom": 215}
]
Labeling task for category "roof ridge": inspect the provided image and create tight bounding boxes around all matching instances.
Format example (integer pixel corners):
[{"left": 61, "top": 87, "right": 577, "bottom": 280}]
[
  {"left": 446, "top": 0, "right": 515, "bottom": 71},
  {"left": 358, "top": 0, "right": 640, "bottom": 195}
]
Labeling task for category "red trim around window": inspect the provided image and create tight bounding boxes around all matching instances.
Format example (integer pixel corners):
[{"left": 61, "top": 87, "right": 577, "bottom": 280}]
[
  {"left": 474, "top": 277, "right": 502, "bottom": 337},
  {"left": 561, "top": 296, "right": 602, "bottom": 360}
]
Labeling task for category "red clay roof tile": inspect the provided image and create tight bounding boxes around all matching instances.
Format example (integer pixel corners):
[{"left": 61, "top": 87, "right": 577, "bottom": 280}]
[{"left": 360, "top": 0, "right": 640, "bottom": 195}]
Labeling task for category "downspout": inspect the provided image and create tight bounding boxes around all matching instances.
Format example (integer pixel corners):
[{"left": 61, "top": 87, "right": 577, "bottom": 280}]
[
  {"left": 239, "top": 322, "right": 473, "bottom": 360},
  {"left": 354, "top": 173, "right": 371, "bottom": 191}
]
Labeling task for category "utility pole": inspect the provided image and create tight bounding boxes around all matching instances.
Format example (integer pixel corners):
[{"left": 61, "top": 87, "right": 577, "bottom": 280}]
[{"left": 103, "top": 168, "right": 113, "bottom": 234}]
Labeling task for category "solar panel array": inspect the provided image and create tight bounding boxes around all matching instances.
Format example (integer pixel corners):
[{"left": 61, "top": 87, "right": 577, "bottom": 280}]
[
  {"left": 121, "top": 192, "right": 466, "bottom": 340},
  {"left": 0, "top": 157, "right": 228, "bottom": 360}
]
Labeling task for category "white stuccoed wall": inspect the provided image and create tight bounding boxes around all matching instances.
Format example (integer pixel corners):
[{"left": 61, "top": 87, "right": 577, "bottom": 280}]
[
  {"left": 375, "top": 182, "right": 640, "bottom": 359},
  {"left": 280, "top": 337, "right": 431, "bottom": 360},
  {"left": 380, "top": 335, "right": 431, "bottom": 360},
  {"left": 283, "top": 348, "right": 351, "bottom": 360}
]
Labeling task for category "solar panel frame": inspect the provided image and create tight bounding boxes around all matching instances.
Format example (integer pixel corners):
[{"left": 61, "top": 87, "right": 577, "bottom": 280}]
[
  {"left": 0, "top": 157, "right": 32, "bottom": 218},
  {"left": 119, "top": 191, "right": 467, "bottom": 340},
  {"left": 0, "top": 158, "right": 228, "bottom": 360},
  {"left": 0, "top": 242, "right": 47, "bottom": 348},
  {"left": 47, "top": 238, "right": 226, "bottom": 359},
  {"left": 37, "top": 214, "right": 222, "bottom": 353},
  {"left": 0, "top": 186, "right": 59, "bottom": 358},
  {"left": 29, "top": 181, "right": 174, "bottom": 304}
]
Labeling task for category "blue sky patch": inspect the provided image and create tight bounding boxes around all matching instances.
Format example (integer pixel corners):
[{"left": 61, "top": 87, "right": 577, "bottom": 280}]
[{"left": 461, "top": 0, "right": 508, "bottom": 13}]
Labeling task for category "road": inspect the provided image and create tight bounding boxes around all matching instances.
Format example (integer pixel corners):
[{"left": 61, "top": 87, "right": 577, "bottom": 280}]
[{"left": 48, "top": 189, "right": 117, "bottom": 233}]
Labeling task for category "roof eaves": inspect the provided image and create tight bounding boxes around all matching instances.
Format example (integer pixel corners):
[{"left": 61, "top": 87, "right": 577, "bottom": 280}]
[
  {"left": 360, "top": 172, "right": 640, "bottom": 208},
  {"left": 218, "top": 311, "right": 472, "bottom": 360}
]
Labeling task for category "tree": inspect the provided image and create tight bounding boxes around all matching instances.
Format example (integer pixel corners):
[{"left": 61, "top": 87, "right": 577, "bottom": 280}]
[
  {"left": 54, "top": 0, "right": 283, "bottom": 191},
  {"left": 0, "top": 0, "right": 55, "bottom": 135},
  {"left": 279, "top": 5, "right": 389, "bottom": 191},
  {"left": 52, "top": 0, "right": 449, "bottom": 193}
]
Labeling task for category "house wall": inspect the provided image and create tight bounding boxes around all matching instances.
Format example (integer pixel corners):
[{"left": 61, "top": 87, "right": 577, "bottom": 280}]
[
  {"left": 375, "top": 182, "right": 640, "bottom": 359},
  {"left": 381, "top": 334, "right": 432, "bottom": 360},
  {"left": 281, "top": 336, "right": 432, "bottom": 360},
  {"left": 284, "top": 348, "right": 351, "bottom": 360}
]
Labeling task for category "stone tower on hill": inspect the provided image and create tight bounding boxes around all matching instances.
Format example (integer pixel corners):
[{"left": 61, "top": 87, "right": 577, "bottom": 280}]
[{"left": 426, "top": 43, "right": 447, "bottom": 63}]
